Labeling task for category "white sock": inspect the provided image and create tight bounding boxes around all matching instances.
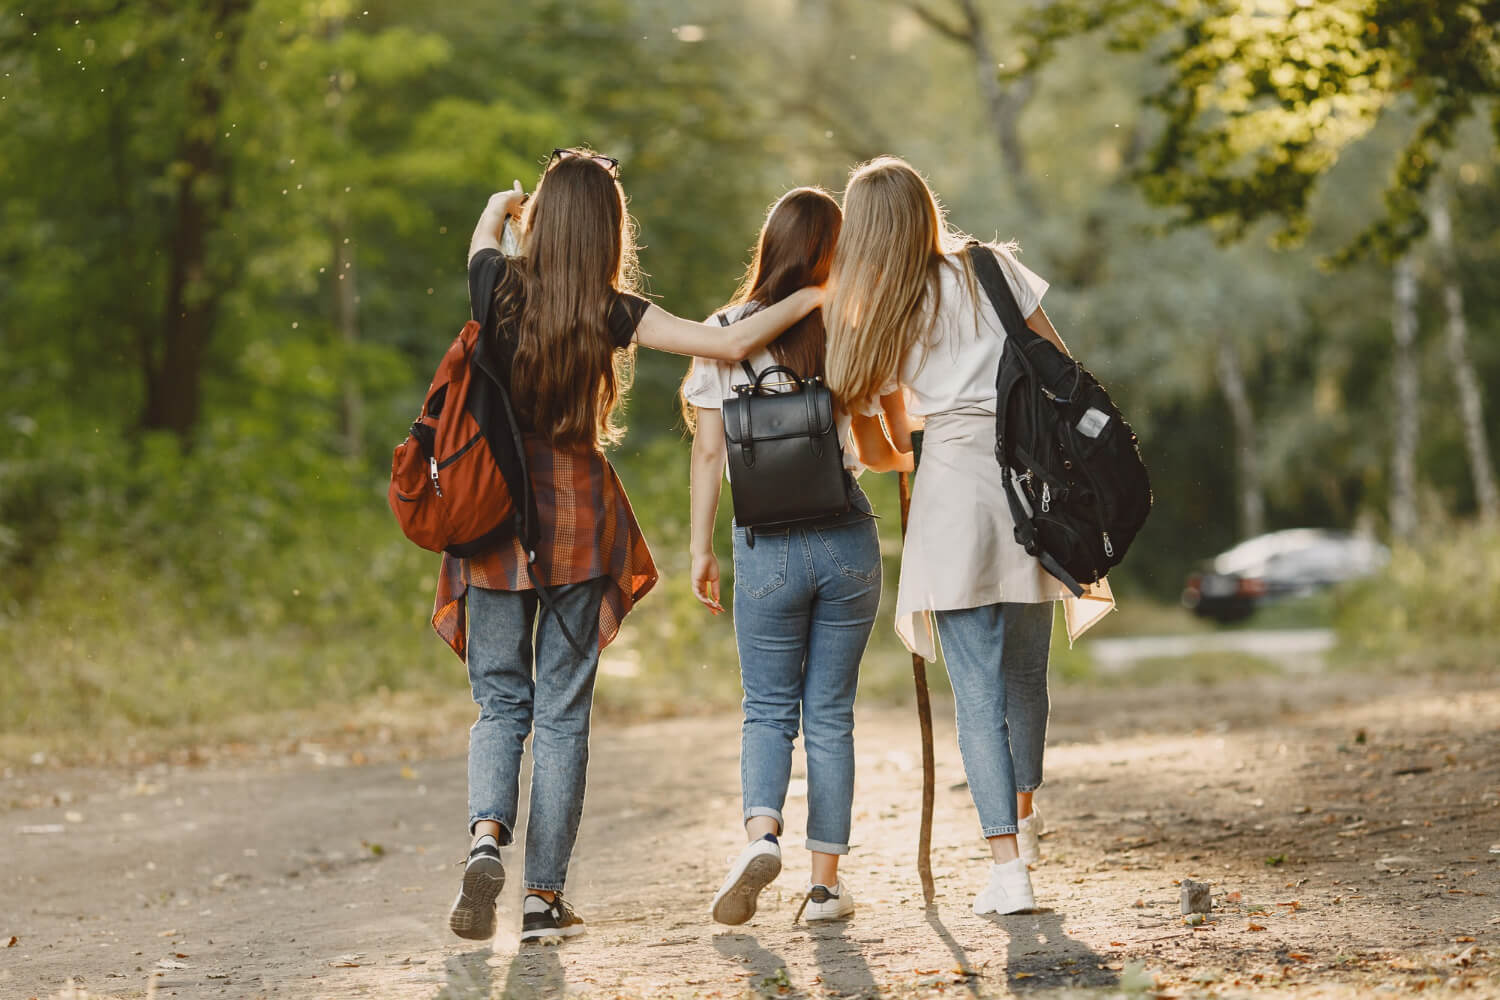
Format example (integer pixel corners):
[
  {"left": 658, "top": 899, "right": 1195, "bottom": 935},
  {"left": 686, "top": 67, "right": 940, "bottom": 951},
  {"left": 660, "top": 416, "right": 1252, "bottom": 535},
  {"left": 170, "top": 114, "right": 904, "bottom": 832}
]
[
  {"left": 523, "top": 894, "right": 552, "bottom": 914},
  {"left": 992, "top": 857, "right": 1027, "bottom": 874}
]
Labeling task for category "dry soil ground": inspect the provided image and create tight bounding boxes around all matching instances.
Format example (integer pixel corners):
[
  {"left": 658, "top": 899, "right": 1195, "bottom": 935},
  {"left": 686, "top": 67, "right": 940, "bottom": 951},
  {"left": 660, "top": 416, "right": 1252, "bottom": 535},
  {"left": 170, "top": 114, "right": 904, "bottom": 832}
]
[{"left": 3, "top": 670, "right": 1499, "bottom": 1000}]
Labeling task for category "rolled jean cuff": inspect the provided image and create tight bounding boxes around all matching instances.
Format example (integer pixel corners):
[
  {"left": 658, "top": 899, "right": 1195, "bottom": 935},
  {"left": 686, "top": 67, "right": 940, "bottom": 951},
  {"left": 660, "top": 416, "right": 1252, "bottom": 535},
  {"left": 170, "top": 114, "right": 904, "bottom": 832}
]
[
  {"left": 468, "top": 815, "right": 514, "bottom": 846},
  {"left": 805, "top": 837, "right": 850, "bottom": 855},
  {"left": 523, "top": 880, "right": 565, "bottom": 893},
  {"left": 981, "top": 825, "right": 1019, "bottom": 838},
  {"left": 744, "top": 806, "right": 784, "bottom": 832},
  {"left": 1017, "top": 782, "right": 1043, "bottom": 794}
]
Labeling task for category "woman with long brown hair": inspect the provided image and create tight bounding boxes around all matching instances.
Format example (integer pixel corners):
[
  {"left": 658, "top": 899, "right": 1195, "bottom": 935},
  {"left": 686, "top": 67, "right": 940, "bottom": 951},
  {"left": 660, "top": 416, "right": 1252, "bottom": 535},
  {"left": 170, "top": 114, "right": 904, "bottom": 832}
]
[
  {"left": 824, "top": 156, "right": 1093, "bottom": 917},
  {"left": 681, "top": 187, "right": 908, "bottom": 925},
  {"left": 441, "top": 150, "right": 824, "bottom": 944}
]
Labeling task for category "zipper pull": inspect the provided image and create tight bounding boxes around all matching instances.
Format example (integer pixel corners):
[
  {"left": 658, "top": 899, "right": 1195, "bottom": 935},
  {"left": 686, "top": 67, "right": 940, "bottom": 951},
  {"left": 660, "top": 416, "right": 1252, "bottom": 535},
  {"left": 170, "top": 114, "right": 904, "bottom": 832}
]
[
  {"left": 1102, "top": 531, "right": 1114, "bottom": 558},
  {"left": 1041, "top": 482, "right": 1051, "bottom": 513},
  {"left": 429, "top": 456, "right": 444, "bottom": 498}
]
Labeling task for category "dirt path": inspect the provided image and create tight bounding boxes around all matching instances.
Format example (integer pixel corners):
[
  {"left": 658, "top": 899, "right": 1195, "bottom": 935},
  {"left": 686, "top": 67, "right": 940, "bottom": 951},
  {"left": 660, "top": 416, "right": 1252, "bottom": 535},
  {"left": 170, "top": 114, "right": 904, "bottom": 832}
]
[{"left": 3, "top": 671, "right": 1499, "bottom": 1000}]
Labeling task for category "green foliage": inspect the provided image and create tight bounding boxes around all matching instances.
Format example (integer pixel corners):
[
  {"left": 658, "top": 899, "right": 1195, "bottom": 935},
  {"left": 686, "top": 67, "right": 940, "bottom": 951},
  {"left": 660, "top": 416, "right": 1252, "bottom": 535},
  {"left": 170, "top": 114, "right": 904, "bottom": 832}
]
[
  {"left": 1015, "top": 0, "right": 1500, "bottom": 259},
  {"left": 3, "top": 0, "right": 1500, "bottom": 738},
  {"left": 1334, "top": 518, "right": 1500, "bottom": 669}
]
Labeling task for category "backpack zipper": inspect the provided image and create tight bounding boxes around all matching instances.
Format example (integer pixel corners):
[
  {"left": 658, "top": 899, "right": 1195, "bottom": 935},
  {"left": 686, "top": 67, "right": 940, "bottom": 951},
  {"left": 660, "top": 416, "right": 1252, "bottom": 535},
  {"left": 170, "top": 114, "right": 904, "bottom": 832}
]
[
  {"left": 429, "top": 456, "right": 444, "bottom": 498},
  {"left": 1102, "top": 531, "right": 1114, "bottom": 558},
  {"left": 1041, "top": 482, "right": 1051, "bottom": 513}
]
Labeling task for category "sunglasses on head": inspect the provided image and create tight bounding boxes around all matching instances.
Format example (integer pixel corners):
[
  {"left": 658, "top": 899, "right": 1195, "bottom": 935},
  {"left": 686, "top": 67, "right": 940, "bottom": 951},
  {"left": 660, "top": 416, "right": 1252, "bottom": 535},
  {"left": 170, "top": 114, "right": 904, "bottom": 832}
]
[{"left": 548, "top": 147, "right": 621, "bottom": 178}]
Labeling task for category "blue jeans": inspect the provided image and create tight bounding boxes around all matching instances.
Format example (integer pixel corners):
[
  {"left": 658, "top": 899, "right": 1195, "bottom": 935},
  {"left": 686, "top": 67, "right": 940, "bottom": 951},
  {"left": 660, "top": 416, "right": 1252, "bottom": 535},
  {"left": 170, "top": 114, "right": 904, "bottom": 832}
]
[
  {"left": 731, "top": 493, "right": 882, "bottom": 855},
  {"left": 465, "top": 579, "right": 604, "bottom": 892},
  {"left": 932, "top": 601, "right": 1053, "bottom": 837}
]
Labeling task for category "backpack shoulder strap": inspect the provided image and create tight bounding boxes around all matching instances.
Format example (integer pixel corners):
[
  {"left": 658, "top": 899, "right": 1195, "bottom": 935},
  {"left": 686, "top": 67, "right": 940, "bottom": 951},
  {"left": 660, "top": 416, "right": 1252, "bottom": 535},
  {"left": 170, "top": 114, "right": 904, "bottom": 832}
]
[
  {"left": 716, "top": 311, "right": 758, "bottom": 383},
  {"left": 967, "top": 243, "right": 1043, "bottom": 346}
]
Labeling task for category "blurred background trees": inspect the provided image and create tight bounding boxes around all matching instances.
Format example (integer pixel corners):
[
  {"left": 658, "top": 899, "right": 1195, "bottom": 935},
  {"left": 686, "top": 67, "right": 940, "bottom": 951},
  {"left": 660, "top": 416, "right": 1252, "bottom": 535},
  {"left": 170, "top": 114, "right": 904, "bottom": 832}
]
[{"left": 2, "top": 0, "right": 1496, "bottom": 733}]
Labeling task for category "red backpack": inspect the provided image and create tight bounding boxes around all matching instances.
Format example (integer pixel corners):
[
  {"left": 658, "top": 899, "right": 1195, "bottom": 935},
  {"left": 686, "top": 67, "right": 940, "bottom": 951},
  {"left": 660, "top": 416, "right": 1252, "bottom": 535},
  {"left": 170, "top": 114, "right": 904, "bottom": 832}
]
[{"left": 388, "top": 319, "right": 533, "bottom": 558}]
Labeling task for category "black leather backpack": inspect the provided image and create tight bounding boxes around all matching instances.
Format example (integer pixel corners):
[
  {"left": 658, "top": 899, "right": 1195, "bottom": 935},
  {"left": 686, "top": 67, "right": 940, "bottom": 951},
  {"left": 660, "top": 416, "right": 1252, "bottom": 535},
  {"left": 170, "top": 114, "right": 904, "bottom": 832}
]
[
  {"left": 969, "top": 244, "right": 1153, "bottom": 595},
  {"left": 717, "top": 312, "right": 850, "bottom": 544}
]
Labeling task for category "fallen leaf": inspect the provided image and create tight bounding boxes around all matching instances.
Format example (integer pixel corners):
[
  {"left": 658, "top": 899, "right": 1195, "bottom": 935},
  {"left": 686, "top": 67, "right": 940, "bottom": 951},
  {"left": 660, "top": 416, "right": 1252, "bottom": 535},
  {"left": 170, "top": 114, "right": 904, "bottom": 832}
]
[
  {"left": 1287, "top": 953, "right": 1312, "bottom": 963},
  {"left": 4, "top": 936, "right": 16, "bottom": 947},
  {"left": 399, "top": 766, "right": 417, "bottom": 780},
  {"left": 1110, "top": 941, "right": 1127, "bottom": 947},
  {"left": 1248, "top": 923, "right": 1266, "bottom": 932},
  {"left": 1012, "top": 971, "right": 1034, "bottom": 979},
  {"left": 1225, "top": 891, "right": 1242, "bottom": 903},
  {"left": 1277, "top": 900, "right": 1302, "bottom": 910},
  {"left": 1454, "top": 936, "right": 1475, "bottom": 943},
  {"left": 174, "top": 952, "right": 189, "bottom": 958}
]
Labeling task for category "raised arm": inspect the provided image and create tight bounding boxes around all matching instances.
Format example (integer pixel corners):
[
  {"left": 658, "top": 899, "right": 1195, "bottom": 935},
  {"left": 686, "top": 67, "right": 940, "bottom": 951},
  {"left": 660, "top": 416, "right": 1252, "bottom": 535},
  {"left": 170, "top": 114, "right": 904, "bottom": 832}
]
[
  {"left": 468, "top": 183, "right": 526, "bottom": 263},
  {"left": 689, "top": 406, "right": 729, "bottom": 614},
  {"left": 633, "top": 288, "right": 823, "bottom": 361}
]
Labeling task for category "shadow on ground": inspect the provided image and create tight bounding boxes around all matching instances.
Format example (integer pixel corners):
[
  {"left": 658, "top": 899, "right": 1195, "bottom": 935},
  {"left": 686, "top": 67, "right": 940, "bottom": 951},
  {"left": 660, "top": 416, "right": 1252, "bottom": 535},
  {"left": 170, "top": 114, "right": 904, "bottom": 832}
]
[{"left": 997, "top": 907, "right": 1118, "bottom": 993}]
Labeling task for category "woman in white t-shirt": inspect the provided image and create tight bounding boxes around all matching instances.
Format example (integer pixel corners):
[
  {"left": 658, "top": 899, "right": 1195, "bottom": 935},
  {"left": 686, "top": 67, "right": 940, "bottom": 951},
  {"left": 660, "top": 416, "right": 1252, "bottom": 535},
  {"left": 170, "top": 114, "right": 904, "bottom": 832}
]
[
  {"left": 825, "top": 157, "right": 1080, "bottom": 917},
  {"left": 680, "top": 187, "right": 909, "bottom": 927}
]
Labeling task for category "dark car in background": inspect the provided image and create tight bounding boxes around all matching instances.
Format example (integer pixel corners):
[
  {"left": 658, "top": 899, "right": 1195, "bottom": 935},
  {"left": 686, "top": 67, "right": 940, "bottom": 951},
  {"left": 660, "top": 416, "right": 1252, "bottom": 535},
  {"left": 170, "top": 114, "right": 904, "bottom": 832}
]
[{"left": 1182, "top": 529, "right": 1390, "bottom": 623}]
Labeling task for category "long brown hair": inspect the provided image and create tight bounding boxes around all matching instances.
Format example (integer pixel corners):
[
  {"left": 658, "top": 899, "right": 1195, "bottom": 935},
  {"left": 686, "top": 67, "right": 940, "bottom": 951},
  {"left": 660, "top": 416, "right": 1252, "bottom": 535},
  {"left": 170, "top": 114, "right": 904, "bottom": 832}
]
[
  {"left": 494, "top": 150, "right": 641, "bottom": 449},
  {"left": 681, "top": 187, "right": 841, "bottom": 428}
]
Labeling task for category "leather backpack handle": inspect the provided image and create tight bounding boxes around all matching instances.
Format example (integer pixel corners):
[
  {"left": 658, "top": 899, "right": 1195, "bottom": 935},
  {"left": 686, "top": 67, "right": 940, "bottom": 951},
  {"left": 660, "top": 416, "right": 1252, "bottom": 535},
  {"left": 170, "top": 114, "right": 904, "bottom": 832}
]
[{"left": 747, "top": 365, "right": 804, "bottom": 394}]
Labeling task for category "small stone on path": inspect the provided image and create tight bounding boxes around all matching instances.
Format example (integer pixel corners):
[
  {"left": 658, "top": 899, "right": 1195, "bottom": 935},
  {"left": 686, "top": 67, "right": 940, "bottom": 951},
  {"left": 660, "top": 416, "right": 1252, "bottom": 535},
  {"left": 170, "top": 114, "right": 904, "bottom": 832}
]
[{"left": 1180, "top": 879, "right": 1212, "bottom": 914}]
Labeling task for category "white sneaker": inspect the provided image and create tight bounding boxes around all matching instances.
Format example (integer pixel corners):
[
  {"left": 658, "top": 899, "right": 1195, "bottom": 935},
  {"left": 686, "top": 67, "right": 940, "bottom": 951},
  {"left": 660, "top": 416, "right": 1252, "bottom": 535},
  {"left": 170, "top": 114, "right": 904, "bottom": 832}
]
[
  {"left": 797, "top": 881, "right": 854, "bottom": 922},
  {"left": 711, "top": 836, "right": 782, "bottom": 925},
  {"left": 973, "top": 858, "right": 1036, "bottom": 915},
  {"left": 1017, "top": 809, "right": 1044, "bottom": 867}
]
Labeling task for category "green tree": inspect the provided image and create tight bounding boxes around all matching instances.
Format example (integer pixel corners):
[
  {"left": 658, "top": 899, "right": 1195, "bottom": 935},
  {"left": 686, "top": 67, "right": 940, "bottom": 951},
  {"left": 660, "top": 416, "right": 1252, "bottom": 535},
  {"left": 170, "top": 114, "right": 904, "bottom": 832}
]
[{"left": 1017, "top": 0, "right": 1500, "bottom": 257}]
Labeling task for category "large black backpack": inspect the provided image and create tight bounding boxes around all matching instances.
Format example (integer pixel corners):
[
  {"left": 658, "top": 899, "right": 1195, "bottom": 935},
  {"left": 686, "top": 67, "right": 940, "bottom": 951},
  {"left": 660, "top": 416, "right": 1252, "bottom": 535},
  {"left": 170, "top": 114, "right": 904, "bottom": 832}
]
[{"left": 968, "top": 244, "right": 1152, "bottom": 596}]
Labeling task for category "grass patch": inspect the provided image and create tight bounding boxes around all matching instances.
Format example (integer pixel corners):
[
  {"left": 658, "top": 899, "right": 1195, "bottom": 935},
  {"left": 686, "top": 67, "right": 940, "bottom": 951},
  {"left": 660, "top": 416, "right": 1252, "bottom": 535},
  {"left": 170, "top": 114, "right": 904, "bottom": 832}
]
[
  {"left": 1332, "top": 518, "right": 1500, "bottom": 673},
  {"left": 1081, "top": 650, "right": 1283, "bottom": 688}
]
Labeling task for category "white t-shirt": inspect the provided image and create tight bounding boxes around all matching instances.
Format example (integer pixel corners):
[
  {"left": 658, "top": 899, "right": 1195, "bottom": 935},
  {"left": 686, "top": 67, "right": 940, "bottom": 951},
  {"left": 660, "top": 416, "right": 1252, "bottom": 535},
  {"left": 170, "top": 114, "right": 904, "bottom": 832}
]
[
  {"left": 898, "top": 246, "right": 1049, "bottom": 417},
  {"left": 681, "top": 302, "right": 874, "bottom": 475}
]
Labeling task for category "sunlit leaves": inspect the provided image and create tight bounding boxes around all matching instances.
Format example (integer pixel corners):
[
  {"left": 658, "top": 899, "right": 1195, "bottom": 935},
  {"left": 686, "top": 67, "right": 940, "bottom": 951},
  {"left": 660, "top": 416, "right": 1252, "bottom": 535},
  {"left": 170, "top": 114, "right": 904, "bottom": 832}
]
[{"left": 1015, "top": 0, "right": 1500, "bottom": 260}]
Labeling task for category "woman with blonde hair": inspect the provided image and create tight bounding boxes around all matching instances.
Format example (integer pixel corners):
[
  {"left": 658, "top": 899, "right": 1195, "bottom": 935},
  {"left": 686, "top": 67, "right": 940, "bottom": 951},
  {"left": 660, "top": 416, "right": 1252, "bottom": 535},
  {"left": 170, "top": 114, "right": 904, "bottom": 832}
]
[
  {"left": 682, "top": 186, "right": 909, "bottom": 925},
  {"left": 824, "top": 156, "right": 1080, "bottom": 915}
]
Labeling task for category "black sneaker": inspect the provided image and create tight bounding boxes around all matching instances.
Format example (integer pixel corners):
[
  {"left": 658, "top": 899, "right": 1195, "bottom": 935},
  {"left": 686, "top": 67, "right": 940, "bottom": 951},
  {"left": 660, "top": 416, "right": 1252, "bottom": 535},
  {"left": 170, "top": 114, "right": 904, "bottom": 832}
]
[
  {"left": 520, "top": 893, "right": 586, "bottom": 942},
  {"left": 447, "top": 840, "right": 505, "bottom": 940}
]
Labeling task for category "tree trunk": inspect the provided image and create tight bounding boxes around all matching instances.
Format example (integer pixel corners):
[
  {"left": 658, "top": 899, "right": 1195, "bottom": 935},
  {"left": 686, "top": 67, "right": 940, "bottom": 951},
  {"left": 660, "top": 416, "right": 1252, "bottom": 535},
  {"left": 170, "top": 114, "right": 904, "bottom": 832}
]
[
  {"left": 334, "top": 222, "right": 363, "bottom": 461},
  {"left": 142, "top": 0, "right": 253, "bottom": 443},
  {"left": 1390, "top": 254, "right": 1421, "bottom": 541},
  {"left": 953, "top": 0, "right": 1037, "bottom": 207},
  {"left": 1215, "top": 335, "right": 1265, "bottom": 540},
  {"left": 1428, "top": 193, "right": 1498, "bottom": 522},
  {"left": 326, "top": 13, "right": 363, "bottom": 462},
  {"left": 902, "top": 0, "right": 1038, "bottom": 208}
]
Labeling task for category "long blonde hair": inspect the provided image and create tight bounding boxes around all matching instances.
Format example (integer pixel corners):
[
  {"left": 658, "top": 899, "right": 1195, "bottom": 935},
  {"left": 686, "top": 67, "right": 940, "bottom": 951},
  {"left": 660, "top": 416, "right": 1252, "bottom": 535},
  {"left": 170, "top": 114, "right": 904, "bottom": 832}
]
[{"left": 824, "top": 156, "right": 978, "bottom": 407}]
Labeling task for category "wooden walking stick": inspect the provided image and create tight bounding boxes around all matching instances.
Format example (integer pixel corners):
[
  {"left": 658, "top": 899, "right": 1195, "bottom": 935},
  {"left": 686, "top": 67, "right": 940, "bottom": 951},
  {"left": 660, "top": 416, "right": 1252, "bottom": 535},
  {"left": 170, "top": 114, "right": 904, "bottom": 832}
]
[{"left": 899, "top": 438, "right": 936, "bottom": 905}]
